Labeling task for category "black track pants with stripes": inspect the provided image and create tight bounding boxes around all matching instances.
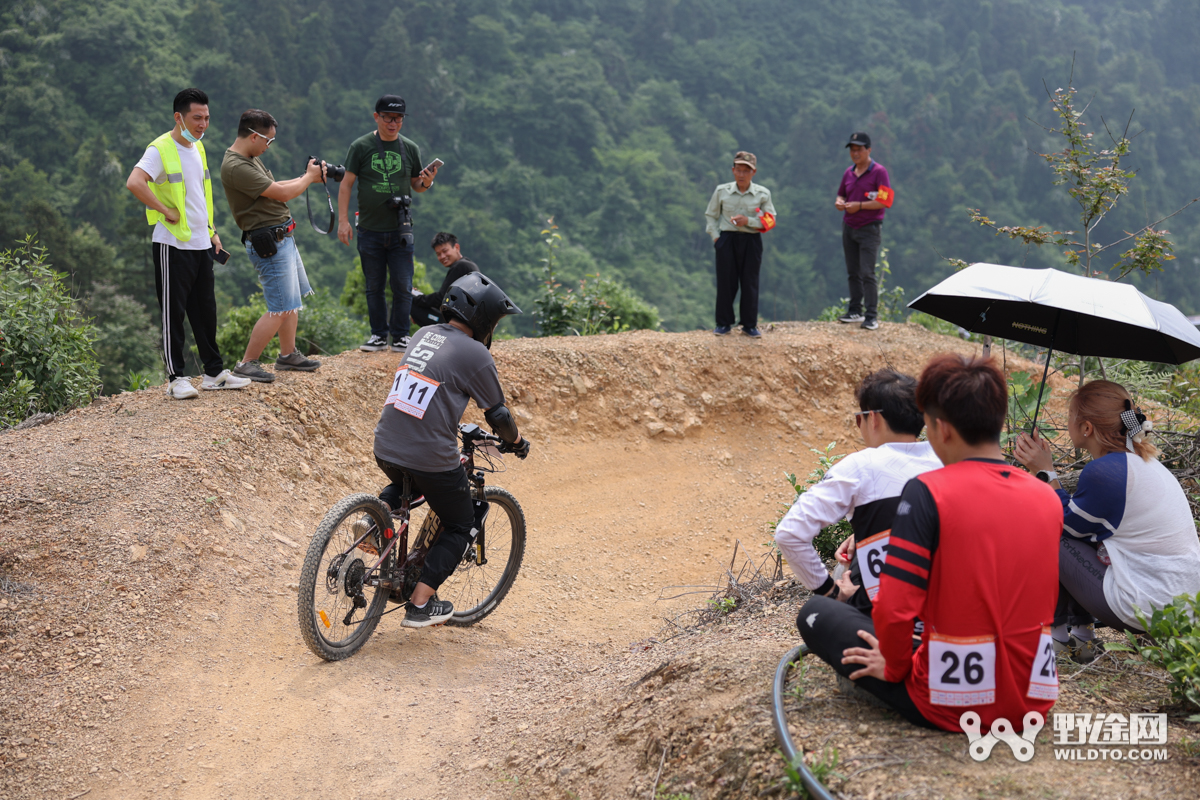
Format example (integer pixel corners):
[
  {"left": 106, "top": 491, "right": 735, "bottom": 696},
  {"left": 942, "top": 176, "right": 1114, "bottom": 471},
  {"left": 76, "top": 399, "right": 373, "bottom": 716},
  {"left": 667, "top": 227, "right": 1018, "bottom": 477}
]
[{"left": 153, "top": 243, "right": 225, "bottom": 380}]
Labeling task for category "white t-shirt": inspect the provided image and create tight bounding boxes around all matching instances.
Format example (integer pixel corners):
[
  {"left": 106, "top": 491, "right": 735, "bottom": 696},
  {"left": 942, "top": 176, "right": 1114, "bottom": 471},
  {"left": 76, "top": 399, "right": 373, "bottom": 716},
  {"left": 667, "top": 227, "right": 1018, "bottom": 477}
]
[{"left": 135, "top": 139, "right": 211, "bottom": 250}]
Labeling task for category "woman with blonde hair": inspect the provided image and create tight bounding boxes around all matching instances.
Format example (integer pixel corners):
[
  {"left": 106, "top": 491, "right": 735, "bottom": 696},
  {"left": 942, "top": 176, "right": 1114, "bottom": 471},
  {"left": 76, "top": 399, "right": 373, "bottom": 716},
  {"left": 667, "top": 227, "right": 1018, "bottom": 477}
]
[{"left": 1015, "top": 380, "right": 1200, "bottom": 662}]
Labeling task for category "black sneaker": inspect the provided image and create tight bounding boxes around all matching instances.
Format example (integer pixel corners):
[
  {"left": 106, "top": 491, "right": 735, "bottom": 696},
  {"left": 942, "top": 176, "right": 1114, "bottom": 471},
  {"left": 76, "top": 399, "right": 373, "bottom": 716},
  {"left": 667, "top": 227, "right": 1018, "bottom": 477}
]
[
  {"left": 233, "top": 360, "right": 276, "bottom": 383},
  {"left": 861, "top": 319, "right": 879, "bottom": 331},
  {"left": 276, "top": 350, "right": 321, "bottom": 371},
  {"left": 742, "top": 326, "right": 762, "bottom": 338},
  {"left": 401, "top": 598, "right": 454, "bottom": 628},
  {"left": 360, "top": 335, "right": 388, "bottom": 352},
  {"left": 837, "top": 313, "right": 865, "bottom": 324},
  {"left": 390, "top": 336, "right": 411, "bottom": 353},
  {"left": 713, "top": 325, "right": 732, "bottom": 335}
]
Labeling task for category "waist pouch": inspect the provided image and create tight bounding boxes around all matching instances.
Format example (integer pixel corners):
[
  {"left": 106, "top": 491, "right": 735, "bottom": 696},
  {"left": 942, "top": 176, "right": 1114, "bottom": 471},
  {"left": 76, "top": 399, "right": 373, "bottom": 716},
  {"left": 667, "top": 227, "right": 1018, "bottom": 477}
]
[{"left": 243, "top": 218, "right": 296, "bottom": 258}]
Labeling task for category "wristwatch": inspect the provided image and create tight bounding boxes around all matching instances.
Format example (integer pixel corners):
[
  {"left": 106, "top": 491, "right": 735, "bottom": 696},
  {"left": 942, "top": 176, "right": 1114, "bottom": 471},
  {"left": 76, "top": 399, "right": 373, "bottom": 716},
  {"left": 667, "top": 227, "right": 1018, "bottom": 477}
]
[{"left": 1035, "top": 470, "right": 1058, "bottom": 483}]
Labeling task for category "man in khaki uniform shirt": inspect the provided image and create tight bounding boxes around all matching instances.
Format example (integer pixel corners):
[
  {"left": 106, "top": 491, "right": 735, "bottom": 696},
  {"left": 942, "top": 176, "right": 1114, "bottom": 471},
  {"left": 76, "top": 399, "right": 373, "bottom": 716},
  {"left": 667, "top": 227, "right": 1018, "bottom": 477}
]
[{"left": 704, "top": 151, "right": 777, "bottom": 337}]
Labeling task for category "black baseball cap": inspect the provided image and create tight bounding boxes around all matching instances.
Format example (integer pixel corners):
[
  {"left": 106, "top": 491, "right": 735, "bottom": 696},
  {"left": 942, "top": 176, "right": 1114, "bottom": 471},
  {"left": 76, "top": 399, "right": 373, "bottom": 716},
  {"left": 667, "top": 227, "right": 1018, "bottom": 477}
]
[
  {"left": 845, "top": 132, "right": 871, "bottom": 148},
  {"left": 375, "top": 95, "right": 406, "bottom": 115}
]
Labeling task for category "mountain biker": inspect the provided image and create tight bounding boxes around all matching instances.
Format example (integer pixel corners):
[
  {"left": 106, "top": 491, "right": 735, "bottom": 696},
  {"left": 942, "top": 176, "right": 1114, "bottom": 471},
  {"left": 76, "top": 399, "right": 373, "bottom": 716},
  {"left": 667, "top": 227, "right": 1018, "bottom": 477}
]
[
  {"left": 774, "top": 369, "right": 941, "bottom": 614},
  {"left": 372, "top": 272, "right": 530, "bottom": 628}
]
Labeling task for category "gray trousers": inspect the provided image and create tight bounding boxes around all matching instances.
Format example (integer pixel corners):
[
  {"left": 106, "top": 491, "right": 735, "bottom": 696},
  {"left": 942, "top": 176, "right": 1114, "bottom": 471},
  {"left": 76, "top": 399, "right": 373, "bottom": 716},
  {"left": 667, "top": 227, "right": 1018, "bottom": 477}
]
[{"left": 1057, "top": 534, "right": 1140, "bottom": 633}]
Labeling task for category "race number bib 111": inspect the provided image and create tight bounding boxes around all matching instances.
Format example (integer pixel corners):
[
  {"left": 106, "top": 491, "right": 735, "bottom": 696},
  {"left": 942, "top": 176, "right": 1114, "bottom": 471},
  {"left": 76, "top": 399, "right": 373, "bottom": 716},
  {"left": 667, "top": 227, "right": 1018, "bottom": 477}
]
[
  {"left": 1027, "top": 626, "right": 1059, "bottom": 701},
  {"left": 855, "top": 529, "right": 890, "bottom": 601},
  {"left": 928, "top": 633, "right": 997, "bottom": 706},
  {"left": 385, "top": 366, "right": 441, "bottom": 419}
]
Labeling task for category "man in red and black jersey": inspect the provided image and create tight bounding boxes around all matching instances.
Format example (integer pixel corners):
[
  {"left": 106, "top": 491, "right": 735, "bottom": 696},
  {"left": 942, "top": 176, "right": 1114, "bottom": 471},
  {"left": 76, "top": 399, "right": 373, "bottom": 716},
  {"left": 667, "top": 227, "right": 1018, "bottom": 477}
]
[{"left": 797, "top": 354, "right": 1062, "bottom": 731}]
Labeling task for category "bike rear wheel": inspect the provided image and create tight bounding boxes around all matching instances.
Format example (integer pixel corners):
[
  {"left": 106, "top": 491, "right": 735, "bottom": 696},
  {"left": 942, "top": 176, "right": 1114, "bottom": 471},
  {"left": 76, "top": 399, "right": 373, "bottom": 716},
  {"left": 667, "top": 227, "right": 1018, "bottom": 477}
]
[
  {"left": 418, "top": 486, "right": 526, "bottom": 626},
  {"left": 297, "top": 494, "right": 392, "bottom": 661}
]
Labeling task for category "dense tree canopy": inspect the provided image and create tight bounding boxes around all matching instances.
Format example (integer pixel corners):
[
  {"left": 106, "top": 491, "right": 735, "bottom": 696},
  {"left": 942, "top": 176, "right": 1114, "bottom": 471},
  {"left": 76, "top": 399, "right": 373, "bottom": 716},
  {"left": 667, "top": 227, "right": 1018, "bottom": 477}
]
[{"left": 2, "top": 0, "right": 1200, "bottom": 353}]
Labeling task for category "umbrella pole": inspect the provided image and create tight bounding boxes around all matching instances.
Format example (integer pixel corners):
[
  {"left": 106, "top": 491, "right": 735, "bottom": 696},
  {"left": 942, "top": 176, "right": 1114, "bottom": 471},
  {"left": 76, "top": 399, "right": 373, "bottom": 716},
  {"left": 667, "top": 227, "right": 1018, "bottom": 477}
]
[
  {"left": 1030, "top": 346, "right": 1053, "bottom": 432},
  {"left": 1030, "top": 310, "right": 1061, "bottom": 433}
]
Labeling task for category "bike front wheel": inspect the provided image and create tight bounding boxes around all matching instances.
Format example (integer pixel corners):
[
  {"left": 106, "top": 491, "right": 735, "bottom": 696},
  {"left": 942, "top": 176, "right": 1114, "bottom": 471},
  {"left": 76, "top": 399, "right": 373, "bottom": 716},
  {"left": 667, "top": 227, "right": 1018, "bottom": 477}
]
[
  {"left": 297, "top": 494, "right": 392, "bottom": 661},
  {"left": 417, "top": 486, "right": 526, "bottom": 626}
]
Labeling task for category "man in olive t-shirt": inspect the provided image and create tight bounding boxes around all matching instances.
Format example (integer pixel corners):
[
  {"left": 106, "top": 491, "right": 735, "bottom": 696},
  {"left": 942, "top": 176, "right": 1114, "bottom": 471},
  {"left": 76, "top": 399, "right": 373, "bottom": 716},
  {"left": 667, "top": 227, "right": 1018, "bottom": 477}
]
[
  {"left": 220, "top": 108, "right": 326, "bottom": 383},
  {"left": 337, "top": 95, "right": 440, "bottom": 354}
]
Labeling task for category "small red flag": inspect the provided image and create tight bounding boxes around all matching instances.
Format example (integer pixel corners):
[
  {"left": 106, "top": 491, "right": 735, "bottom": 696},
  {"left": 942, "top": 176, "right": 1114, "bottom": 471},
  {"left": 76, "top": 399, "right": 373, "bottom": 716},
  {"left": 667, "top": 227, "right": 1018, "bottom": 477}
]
[
  {"left": 756, "top": 208, "right": 776, "bottom": 232},
  {"left": 875, "top": 185, "right": 895, "bottom": 208}
]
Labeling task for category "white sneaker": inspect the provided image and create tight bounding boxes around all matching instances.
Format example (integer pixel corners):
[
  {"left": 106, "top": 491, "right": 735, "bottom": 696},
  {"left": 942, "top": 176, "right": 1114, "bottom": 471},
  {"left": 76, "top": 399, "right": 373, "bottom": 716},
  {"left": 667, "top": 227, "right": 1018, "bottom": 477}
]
[
  {"left": 202, "top": 369, "right": 252, "bottom": 390},
  {"left": 167, "top": 377, "right": 199, "bottom": 400}
]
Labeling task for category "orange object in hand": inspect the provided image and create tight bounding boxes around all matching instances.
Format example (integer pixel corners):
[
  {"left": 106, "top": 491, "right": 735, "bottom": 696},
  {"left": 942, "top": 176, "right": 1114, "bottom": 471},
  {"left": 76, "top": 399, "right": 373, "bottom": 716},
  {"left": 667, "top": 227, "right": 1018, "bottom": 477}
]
[{"left": 756, "top": 208, "right": 776, "bottom": 232}]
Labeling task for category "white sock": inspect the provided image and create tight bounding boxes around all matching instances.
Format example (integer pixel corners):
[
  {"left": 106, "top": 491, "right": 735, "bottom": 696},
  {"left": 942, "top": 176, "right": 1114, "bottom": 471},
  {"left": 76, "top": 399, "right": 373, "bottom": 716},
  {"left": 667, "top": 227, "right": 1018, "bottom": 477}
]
[
  {"left": 1051, "top": 623, "right": 1070, "bottom": 643},
  {"left": 413, "top": 601, "right": 428, "bottom": 610},
  {"left": 1070, "top": 624, "right": 1095, "bottom": 642}
]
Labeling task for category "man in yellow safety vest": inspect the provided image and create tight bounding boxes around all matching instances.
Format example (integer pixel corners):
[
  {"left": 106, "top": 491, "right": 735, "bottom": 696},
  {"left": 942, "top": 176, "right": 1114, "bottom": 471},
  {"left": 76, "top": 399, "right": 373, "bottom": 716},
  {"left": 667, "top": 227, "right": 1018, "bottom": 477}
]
[{"left": 126, "top": 88, "right": 250, "bottom": 399}]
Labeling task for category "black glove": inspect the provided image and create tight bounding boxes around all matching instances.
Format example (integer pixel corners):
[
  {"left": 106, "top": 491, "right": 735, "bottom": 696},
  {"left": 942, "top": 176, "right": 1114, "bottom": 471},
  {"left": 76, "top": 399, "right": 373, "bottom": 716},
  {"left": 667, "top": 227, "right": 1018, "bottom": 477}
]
[{"left": 498, "top": 437, "right": 531, "bottom": 459}]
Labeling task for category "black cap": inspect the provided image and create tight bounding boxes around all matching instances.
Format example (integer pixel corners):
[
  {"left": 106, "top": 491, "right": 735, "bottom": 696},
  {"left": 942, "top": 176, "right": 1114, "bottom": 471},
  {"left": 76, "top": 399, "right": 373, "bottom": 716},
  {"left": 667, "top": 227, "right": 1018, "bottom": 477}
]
[
  {"left": 375, "top": 95, "right": 406, "bottom": 115},
  {"left": 845, "top": 132, "right": 871, "bottom": 148}
]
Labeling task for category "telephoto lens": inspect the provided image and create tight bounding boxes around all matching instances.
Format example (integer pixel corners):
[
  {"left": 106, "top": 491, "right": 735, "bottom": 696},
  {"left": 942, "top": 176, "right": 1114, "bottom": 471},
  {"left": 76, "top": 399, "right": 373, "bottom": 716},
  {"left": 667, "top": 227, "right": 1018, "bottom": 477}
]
[{"left": 307, "top": 157, "right": 346, "bottom": 182}]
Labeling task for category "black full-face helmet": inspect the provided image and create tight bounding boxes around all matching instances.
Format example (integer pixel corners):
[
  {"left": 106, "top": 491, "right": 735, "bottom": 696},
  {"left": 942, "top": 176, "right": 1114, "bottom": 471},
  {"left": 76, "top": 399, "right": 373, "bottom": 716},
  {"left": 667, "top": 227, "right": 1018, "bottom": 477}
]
[{"left": 440, "top": 272, "right": 522, "bottom": 348}]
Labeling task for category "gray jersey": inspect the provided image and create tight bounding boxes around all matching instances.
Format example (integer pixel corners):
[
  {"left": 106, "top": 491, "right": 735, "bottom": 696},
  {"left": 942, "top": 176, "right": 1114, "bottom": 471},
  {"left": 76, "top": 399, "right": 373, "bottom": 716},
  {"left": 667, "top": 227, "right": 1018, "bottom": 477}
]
[{"left": 373, "top": 324, "right": 506, "bottom": 472}]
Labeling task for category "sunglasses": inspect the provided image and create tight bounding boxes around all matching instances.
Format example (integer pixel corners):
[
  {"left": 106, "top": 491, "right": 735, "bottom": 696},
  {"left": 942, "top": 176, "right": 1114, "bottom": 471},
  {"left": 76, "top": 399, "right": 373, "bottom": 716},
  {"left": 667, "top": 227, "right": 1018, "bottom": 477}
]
[
  {"left": 853, "top": 409, "right": 884, "bottom": 424},
  {"left": 250, "top": 129, "right": 276, "bottom": 146}
]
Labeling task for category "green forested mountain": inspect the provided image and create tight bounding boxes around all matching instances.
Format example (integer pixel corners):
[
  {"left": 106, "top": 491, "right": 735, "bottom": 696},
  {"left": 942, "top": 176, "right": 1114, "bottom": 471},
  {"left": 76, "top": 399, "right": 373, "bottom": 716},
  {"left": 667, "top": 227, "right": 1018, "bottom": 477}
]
[{"left": 3, "top": 0, "right": 1200, "bottom": 372}]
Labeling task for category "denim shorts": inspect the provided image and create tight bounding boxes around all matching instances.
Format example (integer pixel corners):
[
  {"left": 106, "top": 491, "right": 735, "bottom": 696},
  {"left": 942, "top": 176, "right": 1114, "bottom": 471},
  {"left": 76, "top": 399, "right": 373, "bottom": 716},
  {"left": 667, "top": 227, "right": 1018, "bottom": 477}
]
[{"left": 244, "top": 235, "right": 313, "bottom": 314}]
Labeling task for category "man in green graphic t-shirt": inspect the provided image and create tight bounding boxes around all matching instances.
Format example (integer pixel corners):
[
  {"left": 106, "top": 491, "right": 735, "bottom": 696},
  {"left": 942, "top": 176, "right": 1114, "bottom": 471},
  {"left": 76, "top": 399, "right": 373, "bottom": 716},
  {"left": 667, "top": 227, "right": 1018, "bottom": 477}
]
[{"left": 337, "top": 95, "right": 440, "bottom": 353}]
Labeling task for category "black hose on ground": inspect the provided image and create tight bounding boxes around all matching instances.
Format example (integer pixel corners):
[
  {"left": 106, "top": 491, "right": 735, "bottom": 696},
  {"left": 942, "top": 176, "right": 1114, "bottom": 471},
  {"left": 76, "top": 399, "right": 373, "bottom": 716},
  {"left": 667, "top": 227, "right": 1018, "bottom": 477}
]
[{"left": 771, "top": 644, "right": 835, "bottom": 800}]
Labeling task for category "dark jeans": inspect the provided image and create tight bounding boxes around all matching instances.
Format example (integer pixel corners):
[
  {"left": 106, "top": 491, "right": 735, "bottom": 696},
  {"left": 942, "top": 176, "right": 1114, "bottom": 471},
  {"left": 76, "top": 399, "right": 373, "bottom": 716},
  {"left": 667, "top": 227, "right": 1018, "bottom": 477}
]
[
  {"left": 842, "top": 222, "right": 881, "bottom": 321},
  {"left": 1057, "top": 533, "right": 1139, "bottom": 633},
  {"left": 375, "top": 457, "right": 474, "bottom": 592},
  {"left": 797, "top": 595, "right": 936, "bottom": 728},
  {"left": 358, "top": 229, "right": 414, "bottom": 340},
  {"left": 714, "top": 231, "right": 762, "bottom": 329},
  {"left": 152, "top": 244, "right": 224, "bottom": 379}
]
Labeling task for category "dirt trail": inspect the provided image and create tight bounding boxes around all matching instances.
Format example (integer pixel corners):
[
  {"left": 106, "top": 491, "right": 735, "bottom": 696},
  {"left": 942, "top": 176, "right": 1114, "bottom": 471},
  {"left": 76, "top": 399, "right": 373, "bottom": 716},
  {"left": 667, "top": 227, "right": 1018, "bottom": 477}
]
[{"left": 7, "top": 321, "right": 1160, "bottom": 800}]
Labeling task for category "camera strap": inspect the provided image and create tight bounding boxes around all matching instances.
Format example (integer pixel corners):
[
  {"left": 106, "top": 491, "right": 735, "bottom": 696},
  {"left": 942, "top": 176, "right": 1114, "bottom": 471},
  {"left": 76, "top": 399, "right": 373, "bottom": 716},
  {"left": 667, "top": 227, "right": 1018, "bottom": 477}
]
[{"left": 304, "top": 162, "right": 336, "bottom": 235}]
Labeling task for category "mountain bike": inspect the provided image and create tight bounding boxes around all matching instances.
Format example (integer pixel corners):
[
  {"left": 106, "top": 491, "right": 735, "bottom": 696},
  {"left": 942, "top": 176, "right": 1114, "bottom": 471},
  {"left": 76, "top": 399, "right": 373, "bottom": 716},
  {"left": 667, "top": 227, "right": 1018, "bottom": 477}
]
[{"left": 297, "top": 423, "right": 527, "bottom": 661}]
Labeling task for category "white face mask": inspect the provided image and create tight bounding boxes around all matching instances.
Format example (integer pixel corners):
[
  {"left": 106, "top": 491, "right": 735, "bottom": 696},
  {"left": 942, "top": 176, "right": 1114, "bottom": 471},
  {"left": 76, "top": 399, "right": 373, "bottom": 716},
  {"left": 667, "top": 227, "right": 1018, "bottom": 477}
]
[{"left": 177, "top": 114, "right": 204, "bottom": 142}]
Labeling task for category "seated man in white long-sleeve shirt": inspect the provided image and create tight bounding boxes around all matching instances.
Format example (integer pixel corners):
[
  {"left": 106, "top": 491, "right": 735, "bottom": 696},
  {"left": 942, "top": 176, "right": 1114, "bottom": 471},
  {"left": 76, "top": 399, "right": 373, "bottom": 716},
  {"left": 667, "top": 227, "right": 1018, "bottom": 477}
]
[{"left": 775, "top": 370, "right": 942, "bottom": 613}]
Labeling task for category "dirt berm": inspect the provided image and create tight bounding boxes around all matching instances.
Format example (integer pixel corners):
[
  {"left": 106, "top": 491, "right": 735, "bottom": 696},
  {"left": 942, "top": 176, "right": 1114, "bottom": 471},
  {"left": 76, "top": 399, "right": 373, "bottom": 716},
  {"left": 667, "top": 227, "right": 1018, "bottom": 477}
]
[{"left": 1, "top": 321, "right": 1196, "bottom": 799}]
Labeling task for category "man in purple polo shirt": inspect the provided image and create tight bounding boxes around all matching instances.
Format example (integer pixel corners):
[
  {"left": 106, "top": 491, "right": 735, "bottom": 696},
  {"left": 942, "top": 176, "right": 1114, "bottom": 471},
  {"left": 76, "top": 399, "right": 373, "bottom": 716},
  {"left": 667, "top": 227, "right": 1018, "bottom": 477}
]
[{"left": 834, "top": 132, "right": 892, "bottom": 331}]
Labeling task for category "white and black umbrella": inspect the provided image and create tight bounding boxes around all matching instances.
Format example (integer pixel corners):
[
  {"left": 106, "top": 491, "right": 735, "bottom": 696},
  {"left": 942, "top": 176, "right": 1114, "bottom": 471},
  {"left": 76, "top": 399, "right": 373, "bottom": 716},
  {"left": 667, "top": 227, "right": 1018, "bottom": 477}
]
[{"left": 908, "top": 263, "right": 1200, "bottom": 424}]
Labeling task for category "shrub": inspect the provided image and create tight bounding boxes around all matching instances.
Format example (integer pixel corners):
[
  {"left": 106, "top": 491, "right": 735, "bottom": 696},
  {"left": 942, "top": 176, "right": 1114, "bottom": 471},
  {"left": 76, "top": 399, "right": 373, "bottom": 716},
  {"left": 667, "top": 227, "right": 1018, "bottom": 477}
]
[
  {"left": 1110, "top": 593, "right": 1200, "bottom": 713},
  {"left": 216, "top": 288, "right": 369, "bottom": 363},
  {"left": 770, "top": 442, "right": 853, "bottom": 562},
  {"left": 0, "top": 238, "right": 101, "bottom": 427},
  {"left": 86, "top": 282, "right": 162, "bottom": 394}
]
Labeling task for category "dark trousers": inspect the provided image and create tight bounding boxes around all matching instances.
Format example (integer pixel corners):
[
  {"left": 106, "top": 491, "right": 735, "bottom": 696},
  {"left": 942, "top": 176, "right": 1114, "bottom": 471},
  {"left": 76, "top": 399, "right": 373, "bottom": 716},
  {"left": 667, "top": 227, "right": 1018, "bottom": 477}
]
[
  {"left": 842, "top": 222, "right": 881, "bottom": 321},
  {"left": 358, "top": 229, "right": 414, "bottom": 340},
  {"left": 714, "top": 231, "right": 762, "bottom": 329},
  {"left": 1056, "top": 534, "right": 1139, "bottom": 632},
  {"left": 152, "top": 243, "right": 224, "bottom": 380},
  {"left": 796, "top": 595, "right": 936, "bottom": 728},
  {"left": 375, "top": 457, "right": 474, "bottom": 592}
]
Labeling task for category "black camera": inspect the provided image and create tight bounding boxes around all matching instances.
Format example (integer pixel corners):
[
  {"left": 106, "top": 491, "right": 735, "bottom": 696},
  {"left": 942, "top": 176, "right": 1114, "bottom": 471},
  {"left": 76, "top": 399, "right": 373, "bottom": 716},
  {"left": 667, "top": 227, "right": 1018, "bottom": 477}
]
[
  {"left": 307, "top": 156, "right": 346, "bottom": 182},
  {"left": 386, "top": 195, "right": 414, "bottom": 246}
]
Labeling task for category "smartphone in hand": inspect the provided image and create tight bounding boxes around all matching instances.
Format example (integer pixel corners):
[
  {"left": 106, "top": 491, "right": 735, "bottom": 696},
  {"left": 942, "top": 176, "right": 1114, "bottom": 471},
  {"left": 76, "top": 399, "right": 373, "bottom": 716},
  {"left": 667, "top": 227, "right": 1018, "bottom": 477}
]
[
  {"left": 212, "top": 247, "right": 231, "bottom": 265},
  {"left": 423, "top": 158, "right": 444, "bottom": 173}
]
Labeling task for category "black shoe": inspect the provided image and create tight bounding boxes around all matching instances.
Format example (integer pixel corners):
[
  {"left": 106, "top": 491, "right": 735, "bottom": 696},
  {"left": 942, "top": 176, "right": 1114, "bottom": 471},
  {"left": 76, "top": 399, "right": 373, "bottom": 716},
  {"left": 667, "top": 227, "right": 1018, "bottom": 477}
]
[
  {"left": 713, "top": 325, "right": 732, "bottom": 335},
  {"left": 233, "top": 360, "right": 276, "bottom": 383},
  {"left": 402, "top": 598, "right": 454, "bottom": 628},
  {"left": 837, "top": 313, "right": 865, "bottom": 324},
  {"left": 360, "top": 335, "right": 388, "bottom": 352},
  {"left": 276, "top": 350, "right": 321, "bottom": 371},
  {"left": 742, "top": 326, "right": 762, "bottom": 338},
  {"left": 390, "top": 335, "right": 411, "bottom": 353},
  {"left": 861, "top": 319, "right": 879, "bottom": 330}
]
